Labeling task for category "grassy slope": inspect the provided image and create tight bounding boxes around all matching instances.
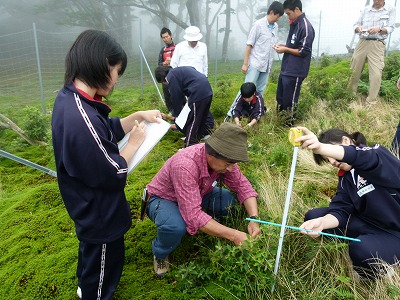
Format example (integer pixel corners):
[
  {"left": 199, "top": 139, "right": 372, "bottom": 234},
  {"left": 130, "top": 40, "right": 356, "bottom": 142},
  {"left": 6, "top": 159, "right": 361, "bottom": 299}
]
[{"left": 1, "top": 59, "right": 400, "bottom": 299}]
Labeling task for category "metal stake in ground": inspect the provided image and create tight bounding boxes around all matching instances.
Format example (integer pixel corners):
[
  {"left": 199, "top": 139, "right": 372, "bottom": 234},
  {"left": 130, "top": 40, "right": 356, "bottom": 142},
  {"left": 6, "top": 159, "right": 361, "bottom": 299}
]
[{"left": 272, "top": 127, "right": 302, "bottom": 292}]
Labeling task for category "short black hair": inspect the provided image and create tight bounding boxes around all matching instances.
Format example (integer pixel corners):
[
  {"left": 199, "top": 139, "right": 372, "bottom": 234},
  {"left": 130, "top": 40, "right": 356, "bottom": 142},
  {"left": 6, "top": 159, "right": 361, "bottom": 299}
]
[
  {"left": 268, "top": 1, "right": 284, "bottom": 16},
  {"left": 160, "top": 27, "right": 172, "bottom": 37},
  {"left": 240, "top": 82, "right": 256, "bottom": 98},
  {"left": 313, "top": 128, "right": 367, "bottom": 165},
  {"left": 155, "top": 65, "right": 172, "bottom": 83},
  {"left": 64, "top": 30, "right": 127, "bottom": 90},
  {"left": 283, "top": 0, "right": 302, "bottom": 12}
]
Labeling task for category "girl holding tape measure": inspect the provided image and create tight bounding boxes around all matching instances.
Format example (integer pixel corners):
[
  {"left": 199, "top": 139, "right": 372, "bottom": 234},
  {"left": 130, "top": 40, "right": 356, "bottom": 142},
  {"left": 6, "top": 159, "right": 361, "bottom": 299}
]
[{"left": 296, "top": 126, "right": 400, "bottom": 279}]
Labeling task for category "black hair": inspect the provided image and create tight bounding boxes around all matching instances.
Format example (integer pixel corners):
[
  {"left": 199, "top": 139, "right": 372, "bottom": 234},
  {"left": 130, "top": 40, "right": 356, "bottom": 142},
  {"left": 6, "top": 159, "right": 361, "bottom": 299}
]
[
  {"left": 283, "top": 0, "right": 302, "bottom": 12},
  {"left": 160, "top": 27, "right": 172, "bottom": 37},
  {"left": 240, "top": 82, "right": 256, "bottom": 98},
  {"left": 268, "top": 1, "right": 284, "bottom": 16},
  {"left": 64, "top": 30, "right": 127, "bottom": 90},
  {"left": 313, "top": 128, "right": 368, "bottom": 165},
  {"left": 155, "top": 65, "right": 172, "bottom": 83},
  {"left": 205, "top": 143, "right": 238, "bottom": 163}
]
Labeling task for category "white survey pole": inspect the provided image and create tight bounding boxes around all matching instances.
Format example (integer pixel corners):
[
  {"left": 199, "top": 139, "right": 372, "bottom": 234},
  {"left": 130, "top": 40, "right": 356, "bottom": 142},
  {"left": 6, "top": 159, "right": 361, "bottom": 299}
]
[
  {"left": 272, "top": 128, "right": 302, "bottom": 292},
  {"left": 138, "top": 45, "right": 165, "bottom": 105}
]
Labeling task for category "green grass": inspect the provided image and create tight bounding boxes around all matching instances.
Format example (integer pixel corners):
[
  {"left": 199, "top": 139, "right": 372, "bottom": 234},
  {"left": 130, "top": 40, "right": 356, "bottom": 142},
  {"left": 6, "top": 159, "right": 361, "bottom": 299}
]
[{"left": 1, "top": 57, "right": 400, "bottom": 299}]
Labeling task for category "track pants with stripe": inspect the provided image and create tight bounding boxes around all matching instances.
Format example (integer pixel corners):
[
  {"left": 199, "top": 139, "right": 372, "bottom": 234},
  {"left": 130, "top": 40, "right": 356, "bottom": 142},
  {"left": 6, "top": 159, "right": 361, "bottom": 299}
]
[
  {"left": 183, "top": 95, "right": 213, "bottom": 147},
  {"left": 77, "top": 237, "right": 124, "bottom": 299},
  {"left": 276, "top": 74, "right": 304, "bottom": 126}
]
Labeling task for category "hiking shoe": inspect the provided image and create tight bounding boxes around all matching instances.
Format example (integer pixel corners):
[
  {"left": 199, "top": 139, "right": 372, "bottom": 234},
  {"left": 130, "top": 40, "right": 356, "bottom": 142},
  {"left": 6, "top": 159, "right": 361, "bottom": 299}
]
[{"left": 154, "top": 255, "right": 169, "bottom": 277}]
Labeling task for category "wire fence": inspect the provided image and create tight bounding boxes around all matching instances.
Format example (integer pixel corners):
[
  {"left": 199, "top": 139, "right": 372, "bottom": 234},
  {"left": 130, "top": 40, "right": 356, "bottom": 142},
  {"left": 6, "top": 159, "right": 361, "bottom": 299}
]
[{"left": 0, "top": 0, "right": 399, "bottom": 113}]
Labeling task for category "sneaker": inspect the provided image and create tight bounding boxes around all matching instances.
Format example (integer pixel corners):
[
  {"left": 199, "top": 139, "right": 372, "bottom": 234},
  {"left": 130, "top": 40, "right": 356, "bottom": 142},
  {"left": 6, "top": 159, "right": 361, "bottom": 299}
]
[
  {"left": 154, "top": 255, "right": 169, "bottom": 277},
  {"left": 77, "top": 286, "right": 82, "bottom": 299},
  {"left": 223, "top": 116, "right": 231, "bottom": 122}
]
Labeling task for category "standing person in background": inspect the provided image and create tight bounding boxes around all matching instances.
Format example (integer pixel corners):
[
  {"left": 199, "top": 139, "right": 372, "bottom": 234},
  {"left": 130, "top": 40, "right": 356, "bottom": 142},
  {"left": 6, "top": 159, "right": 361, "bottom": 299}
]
[
  {"left": 155, "top": 65, "right": 214, "bottom": 147},
  {"left": 52, "top": 30, "right": 161, "bottom": 299},
  {"left": 390, "top": 76, "right": 400, "bottom": 155},
  {"left": 158, "top": 27, "right": 176, "bottom": 114},
  {"left": 297, "top": 126, "right": 400, "bottom": 279},
  {"left": 170, "top": 26, "right": 208, "bottom": 77},
  {"left": 226, "top": 1, "right": 283, "bottom": 119},
  {"left": 273, "top": 0, "right": 315, "bottom": 127},
  {"left": 349, "top": 0, "right": 396, "bottom": 107}
]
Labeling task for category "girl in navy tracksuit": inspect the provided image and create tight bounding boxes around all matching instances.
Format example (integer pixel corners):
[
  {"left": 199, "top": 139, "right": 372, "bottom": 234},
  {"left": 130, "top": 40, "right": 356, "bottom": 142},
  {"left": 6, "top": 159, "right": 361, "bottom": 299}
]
[
  {"left": 52, "top": 30, "right": 160, "bottom": 299},
  {"left": 297, "top": 126, "right": 400, "bottom": 279}
]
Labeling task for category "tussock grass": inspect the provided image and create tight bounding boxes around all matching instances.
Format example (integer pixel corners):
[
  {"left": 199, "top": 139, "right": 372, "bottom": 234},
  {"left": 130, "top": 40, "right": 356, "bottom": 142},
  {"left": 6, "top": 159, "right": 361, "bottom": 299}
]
[{"left": 1, "top": 58, "right": 400, "bottom": 299}]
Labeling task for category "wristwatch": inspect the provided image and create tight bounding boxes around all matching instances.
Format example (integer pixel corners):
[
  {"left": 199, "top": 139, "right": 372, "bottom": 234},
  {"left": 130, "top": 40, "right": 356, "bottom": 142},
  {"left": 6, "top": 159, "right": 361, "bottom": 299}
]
[{"left": 249, "top": 215, "right": 260, "bottom": 221}]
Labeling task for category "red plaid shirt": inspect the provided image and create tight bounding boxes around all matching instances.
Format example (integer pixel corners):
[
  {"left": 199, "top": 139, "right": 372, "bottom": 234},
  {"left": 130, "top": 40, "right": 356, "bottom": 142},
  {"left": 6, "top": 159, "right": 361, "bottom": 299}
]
[{"left": 147, "top": 144, "right": 258, "bottom": 235}]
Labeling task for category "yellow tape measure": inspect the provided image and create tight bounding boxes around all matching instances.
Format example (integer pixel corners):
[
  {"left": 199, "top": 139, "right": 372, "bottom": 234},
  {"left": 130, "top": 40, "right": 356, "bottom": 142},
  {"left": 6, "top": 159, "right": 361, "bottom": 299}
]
[{"left": 288, "top": 128, "right": 302, "bottom": 146}]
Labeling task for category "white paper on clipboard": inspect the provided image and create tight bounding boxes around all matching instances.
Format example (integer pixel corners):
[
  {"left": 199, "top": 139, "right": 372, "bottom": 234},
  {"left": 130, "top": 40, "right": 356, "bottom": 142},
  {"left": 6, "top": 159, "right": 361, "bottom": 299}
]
[
  {"left": 118, "top": 118, "right": 170, "bottom": 174},
  {"left": 175, "top": 102, "right": 191, "bottom": 129}
]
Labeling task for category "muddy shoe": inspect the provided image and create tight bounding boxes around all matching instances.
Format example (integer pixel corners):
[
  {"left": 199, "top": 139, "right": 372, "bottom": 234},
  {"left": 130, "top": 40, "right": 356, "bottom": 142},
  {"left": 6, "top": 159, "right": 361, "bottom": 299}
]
[{"left": 154, "top": 256, "right": 169, "bottom": 277}]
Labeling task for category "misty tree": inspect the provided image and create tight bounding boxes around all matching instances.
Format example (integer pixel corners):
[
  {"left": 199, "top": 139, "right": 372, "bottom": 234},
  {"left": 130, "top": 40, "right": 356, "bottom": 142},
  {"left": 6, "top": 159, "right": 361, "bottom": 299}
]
[
  {"left": 236, "top": 0, "right": 289, "bottom": 38},
  {"left": 220, "top": 0, "right": 233, "bottom": 62},
  {"left": 102, "top": 0, "right": 235, "bottom": 60},
  {"left": 34, "top": 0, "right": 132, "bottom": 30},
  {"left": 235, "top": 0, "right": 259, "bottom": 35},
  {"left": 31, "top": 0, "right": 236, "bottom": 60}
]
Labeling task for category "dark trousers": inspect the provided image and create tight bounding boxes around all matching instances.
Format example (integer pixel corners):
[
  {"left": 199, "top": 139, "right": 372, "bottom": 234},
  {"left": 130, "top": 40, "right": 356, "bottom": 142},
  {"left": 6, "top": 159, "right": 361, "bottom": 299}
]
[
  {"left": 162, "top": 83, "right": 173, "bottom": 113},
  {"left": 183, "top": 96, "right": 213, "bottom": 147},
  {"left": 276, "top": 74, "right": 304, "bottom": 126},
  {"left": 77, "top": 237, "right": 125, "bottom": 299},
  {"left": 305, "top": 207, "right": 400, "bottom": 278},
  {"left": 391, "top": 122, "right": 400, "bottom": 156}
]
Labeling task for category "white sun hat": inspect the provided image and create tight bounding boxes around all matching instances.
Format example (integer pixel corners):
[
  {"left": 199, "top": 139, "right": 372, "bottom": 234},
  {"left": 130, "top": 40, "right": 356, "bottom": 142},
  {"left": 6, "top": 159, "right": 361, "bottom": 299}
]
[{"left": 183, "top": 26, "right": 203, "bottom": 41}]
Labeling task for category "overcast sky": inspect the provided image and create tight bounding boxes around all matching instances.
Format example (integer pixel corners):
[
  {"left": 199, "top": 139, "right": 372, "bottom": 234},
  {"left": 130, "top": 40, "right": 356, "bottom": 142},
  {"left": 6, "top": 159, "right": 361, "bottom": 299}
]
[{"left": 0, "top": 0, "right": 399, "bottom": 58}]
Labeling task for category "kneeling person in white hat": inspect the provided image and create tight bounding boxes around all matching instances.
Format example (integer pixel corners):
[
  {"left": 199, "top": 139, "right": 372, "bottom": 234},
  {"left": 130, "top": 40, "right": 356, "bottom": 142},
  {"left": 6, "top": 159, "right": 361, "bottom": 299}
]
[
  {"left": 146, "top": 123, "right": 261, "bottom": 277},
  {"left": 170, "top": 25, "right": 208, "bottom": 77}
]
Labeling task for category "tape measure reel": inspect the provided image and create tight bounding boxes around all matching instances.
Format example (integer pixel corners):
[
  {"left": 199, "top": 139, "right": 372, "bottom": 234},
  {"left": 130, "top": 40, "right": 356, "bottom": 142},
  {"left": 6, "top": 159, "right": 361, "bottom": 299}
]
[{"left": 288, "top": 128, "right": 302, "bottom": 146}]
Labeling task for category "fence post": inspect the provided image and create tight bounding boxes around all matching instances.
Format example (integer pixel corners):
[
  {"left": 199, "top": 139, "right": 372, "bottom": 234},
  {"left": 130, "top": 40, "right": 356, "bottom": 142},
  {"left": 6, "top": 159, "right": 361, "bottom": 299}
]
[
  {"left": 315, "top": 11, "right": 322, "bottom": 66},
  {"left": 139, "top": 19, "right": 144, "bottom": 97},
  {"left": 32, "top": 23, "right": 45, "bottom": 114},
  {"left": 214, "top": 16, "right": 219, "bottom": 88}
]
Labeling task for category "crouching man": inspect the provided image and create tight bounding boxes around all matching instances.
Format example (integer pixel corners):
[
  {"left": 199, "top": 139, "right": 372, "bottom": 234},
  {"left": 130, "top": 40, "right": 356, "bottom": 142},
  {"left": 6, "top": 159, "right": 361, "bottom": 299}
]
[{"left": 146, "top": 123, "right": 261, "bottom": 276}]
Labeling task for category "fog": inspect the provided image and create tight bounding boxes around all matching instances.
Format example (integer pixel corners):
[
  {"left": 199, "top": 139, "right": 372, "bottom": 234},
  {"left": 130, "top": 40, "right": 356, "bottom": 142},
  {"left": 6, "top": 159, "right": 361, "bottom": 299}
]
[{"left": 0, "top": 0, "right": 399, "bottom": 61}]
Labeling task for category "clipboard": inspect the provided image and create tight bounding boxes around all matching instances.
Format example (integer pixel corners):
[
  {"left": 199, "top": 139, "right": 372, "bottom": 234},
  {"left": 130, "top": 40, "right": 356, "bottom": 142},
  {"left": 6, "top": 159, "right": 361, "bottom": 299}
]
[
  {"left": 118, "top": 118, "right": 170, "bottom": 174},
  {"left": 175, "top": 102, "right": 191, "bottom": 129}
]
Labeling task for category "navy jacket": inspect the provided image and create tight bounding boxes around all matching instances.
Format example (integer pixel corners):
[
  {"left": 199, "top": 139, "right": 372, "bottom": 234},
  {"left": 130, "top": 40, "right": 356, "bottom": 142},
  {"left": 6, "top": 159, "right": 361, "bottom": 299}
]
[
  {"left": 166, "top": 66, "right": 213, "bottom": 117},
  {"left": 281, "top": 13, "right": 315, "bottom": 78},
  {"left": 232, "top": 92, "right": 265, "bottom": 121},
  {"left": 329, "top": 145, "right": 400, "bottom": 233},
  {"left": 52, "top": 82, "right": 132, "bottom": 243}
]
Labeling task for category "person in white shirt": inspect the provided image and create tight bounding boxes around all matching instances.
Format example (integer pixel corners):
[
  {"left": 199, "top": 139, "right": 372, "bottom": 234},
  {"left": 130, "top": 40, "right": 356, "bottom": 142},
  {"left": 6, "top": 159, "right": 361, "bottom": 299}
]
[
  {"left": 170, "top": 26, "right": 208, "bottom": 77},
  {"left": 225, "top": 1, "right": 283, "bottom": 119}
]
